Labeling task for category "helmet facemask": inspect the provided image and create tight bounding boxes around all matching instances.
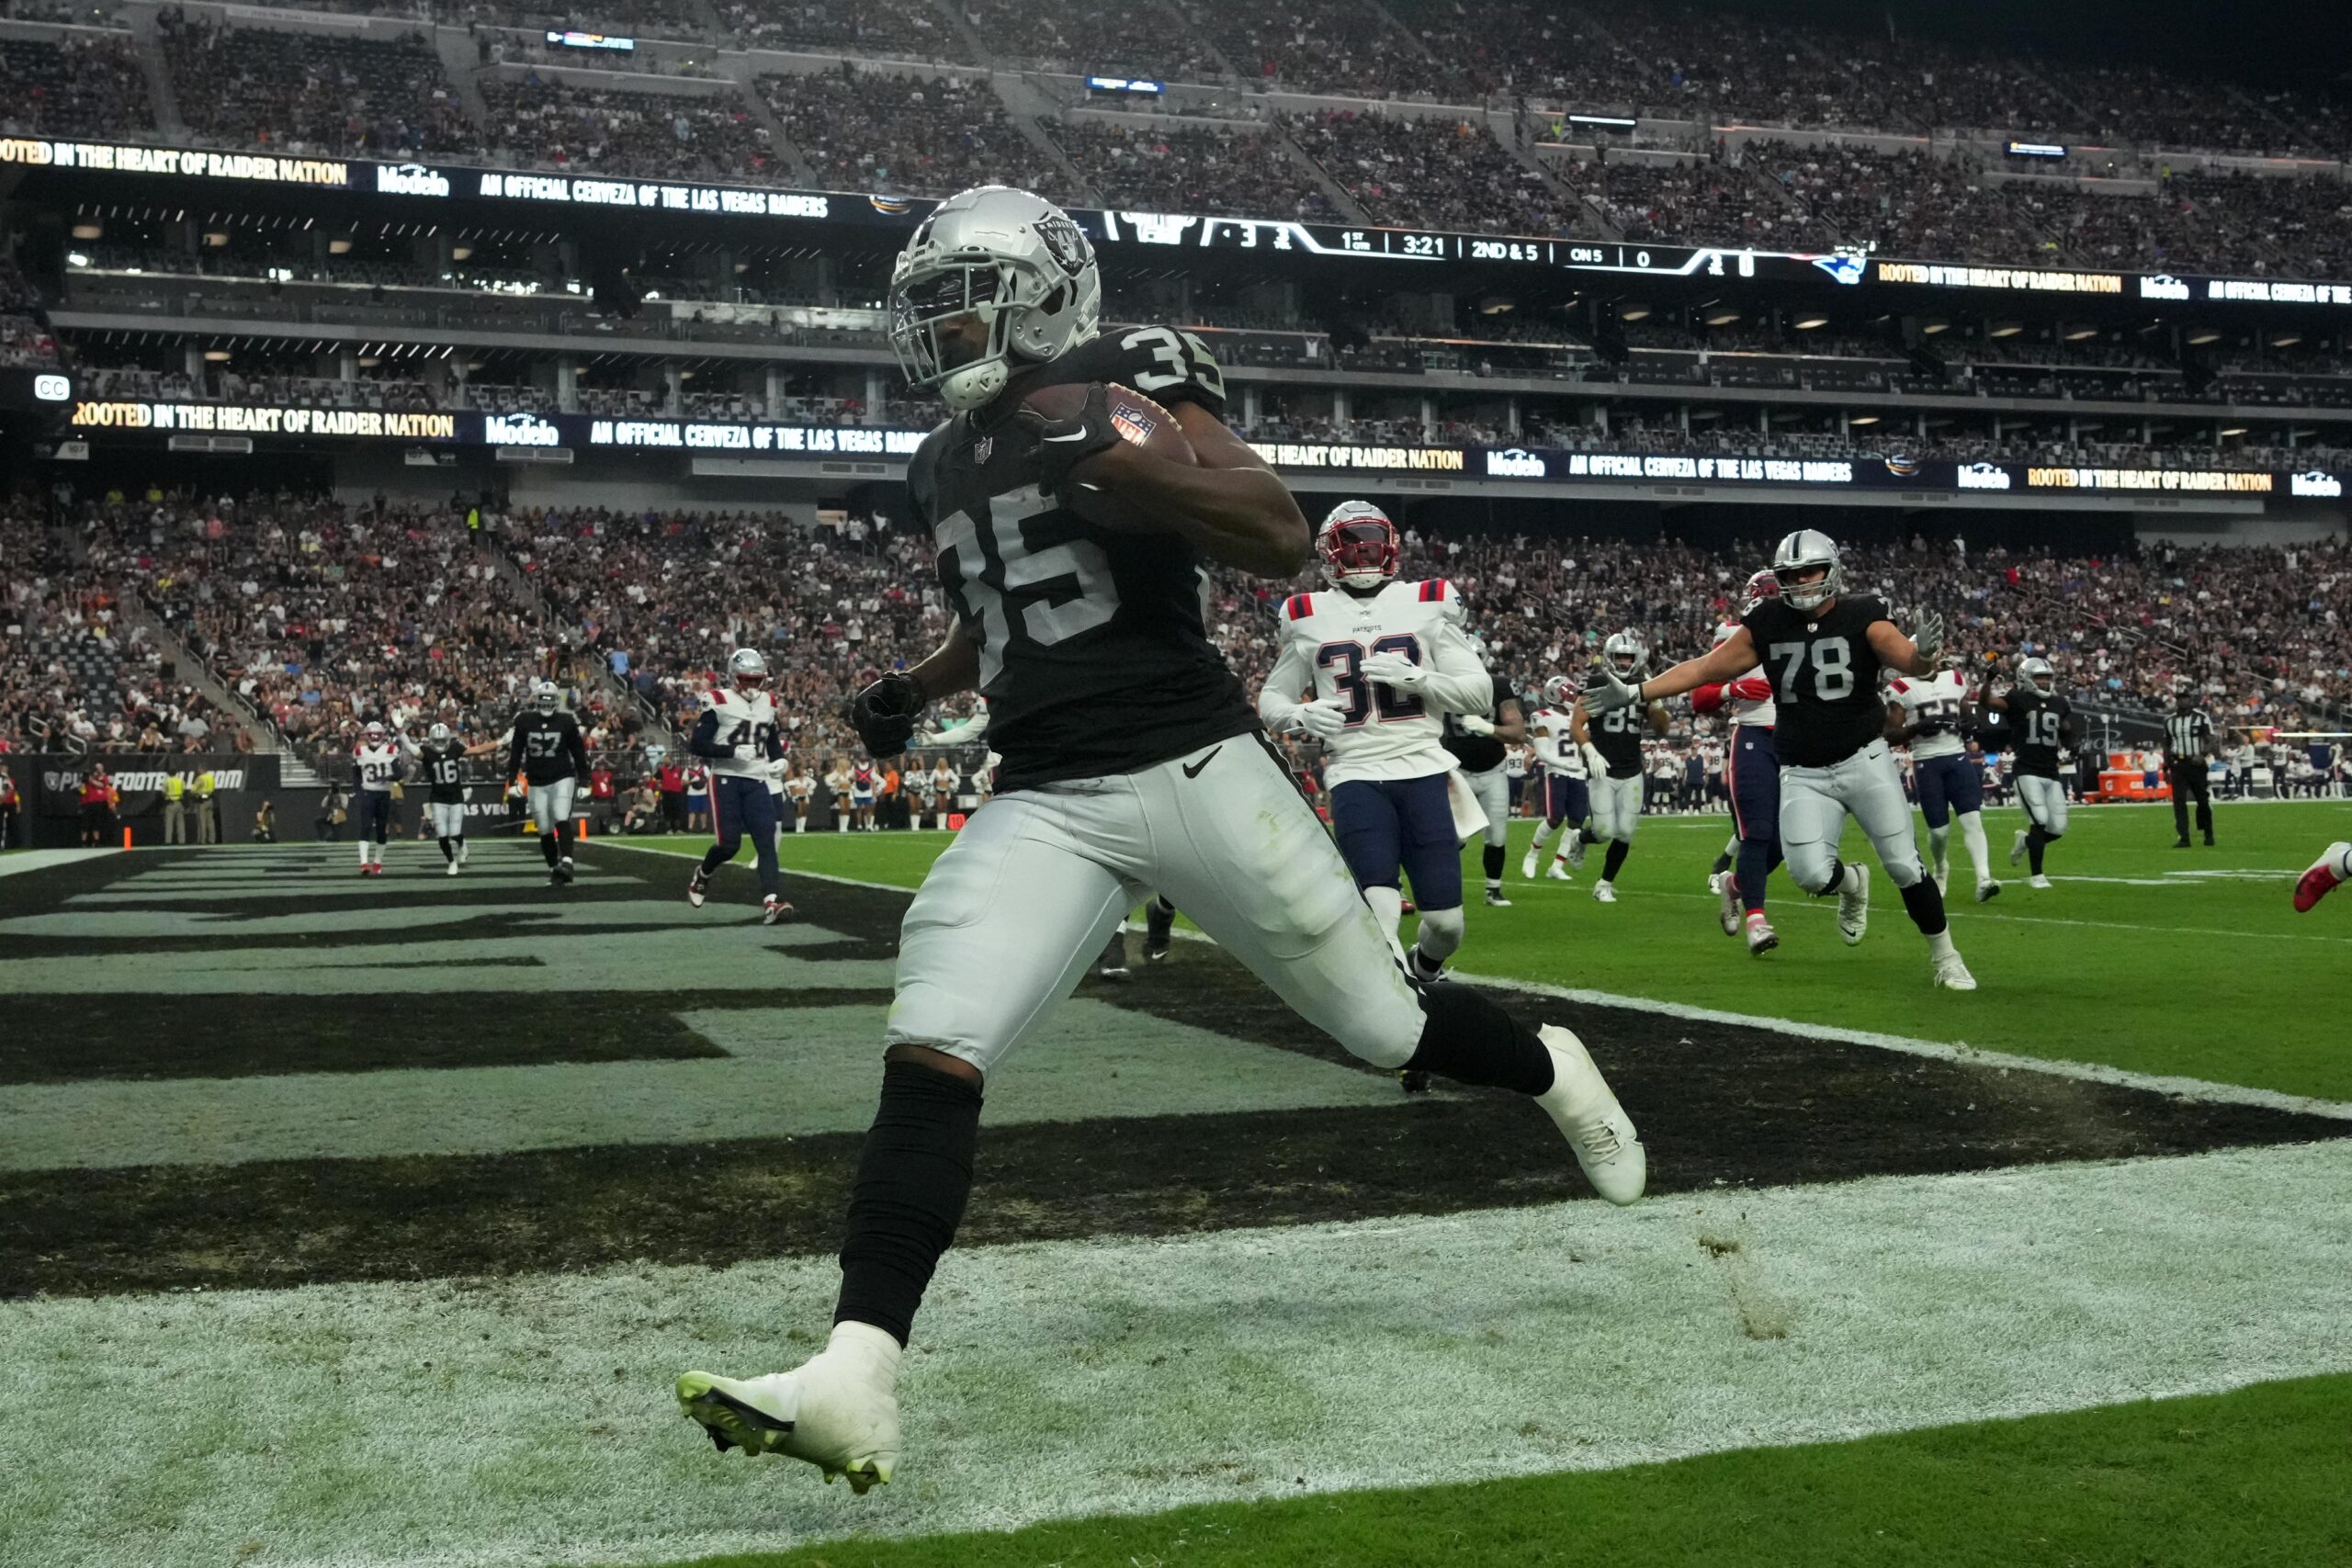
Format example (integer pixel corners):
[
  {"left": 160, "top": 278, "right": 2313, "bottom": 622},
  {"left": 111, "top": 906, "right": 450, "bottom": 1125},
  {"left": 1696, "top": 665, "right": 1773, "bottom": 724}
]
[{"left": 888, "top": 192, "right": 1100, "bottom": 413}]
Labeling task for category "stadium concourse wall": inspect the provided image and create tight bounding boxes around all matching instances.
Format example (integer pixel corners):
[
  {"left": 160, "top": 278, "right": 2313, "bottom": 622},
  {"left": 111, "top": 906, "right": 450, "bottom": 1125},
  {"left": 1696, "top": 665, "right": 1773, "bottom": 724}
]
[{"left": 6, "top": 753, "right": 280, "bottom": 850}]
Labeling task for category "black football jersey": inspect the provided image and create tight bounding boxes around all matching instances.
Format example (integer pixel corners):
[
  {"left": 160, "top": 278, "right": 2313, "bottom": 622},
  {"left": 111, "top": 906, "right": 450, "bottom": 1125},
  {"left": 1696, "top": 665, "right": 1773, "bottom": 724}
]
[
  {"left": 2007, "top": 687, "right": 2073, "bottom": 778},
  {"left": 1740, "top": 592, "right": 1894, "bottom": 768},
  {"left": 419, "top": 741, "right": 467, "bottom": 803},
  {"left": 907, "top": 326, "right": 1255, "bottom": 791},
  {"left": 1442, "top": 674, "right": 1516, "bottom": 773},
  {"left": 507, "top": 710, "right": 587, "bottom": 785},
  {"left": 1584, "top": 673, "right": 1648, "bottom": 778}
]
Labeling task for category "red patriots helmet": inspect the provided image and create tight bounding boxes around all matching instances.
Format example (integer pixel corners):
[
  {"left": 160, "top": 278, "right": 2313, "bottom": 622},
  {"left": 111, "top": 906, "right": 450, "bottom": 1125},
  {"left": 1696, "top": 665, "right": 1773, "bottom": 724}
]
[
  {"left": 1317, "top": 501, "right": 1398, "bottom": 589},
  {"left": 1739, "top": 569, "right": 1780, "bottom": 616}
]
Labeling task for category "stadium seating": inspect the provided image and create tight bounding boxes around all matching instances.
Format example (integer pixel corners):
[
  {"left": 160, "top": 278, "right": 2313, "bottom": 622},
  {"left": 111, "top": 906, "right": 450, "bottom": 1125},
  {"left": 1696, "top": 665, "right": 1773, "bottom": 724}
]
[
  {"left": 481, "top": 73, "right": 777, "bottom": 179},
  {"left": 757, "top": 68, "right": 1063, "bottom": 199},
  {"left": 159, "top": 15, "right": 477, "bottom": 156},
  {"left": 0, "top": 30, "right": 153, "bottom": 137},
  {"left": 1285, "top": 109, "right": 1569, "bottom": 235}
]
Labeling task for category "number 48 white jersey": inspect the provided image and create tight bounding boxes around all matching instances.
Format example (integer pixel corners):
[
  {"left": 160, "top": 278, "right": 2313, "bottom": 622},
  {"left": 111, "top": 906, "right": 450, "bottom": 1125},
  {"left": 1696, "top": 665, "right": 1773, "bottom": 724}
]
[{"left": 1258, "top": 578, "right": 1494, "bottom": 787}]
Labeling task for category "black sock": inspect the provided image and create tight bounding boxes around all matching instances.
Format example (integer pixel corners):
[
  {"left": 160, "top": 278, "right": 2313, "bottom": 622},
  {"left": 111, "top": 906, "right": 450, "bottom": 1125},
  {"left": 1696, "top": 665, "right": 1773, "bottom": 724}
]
[
  {"left": 2195, "top": 803, "right": 2212, "bottom": 840},
  {"left": 1897, "top": 875, "right": 1948, "bottom": 936},
  {"left": 1711, "top": 850, "right": 1734, "bottom": 876},
  {"left": 540, "top": 831, "right": 560, "bottom": 868},
  {"left": 1402, "top": 984, "right": 1555, "bottom": 1095},
  {"left": 2174, "top": 804, "right": 2190, "bottom": 840},
  {"left": 1601, "top": 839, "right": 1631, "bottom": 882},
  {"left": 438, "top": 836, "right": 454, "bottom": 863},
  {"left": 834, "top": 1059, "right": 984, "bottom": 1347},
  {"left": 1815, "top": 855, "right": 1847, "bottom": 897},
  {"left": 2028, "top": 827, "right": 2048, "bottom": 874},
  {"left": 1482, "top": 844, "right": 1506, "bottom": 885},
  {"left": 697, "top": 843, "right": 727, "bottom": 874}
]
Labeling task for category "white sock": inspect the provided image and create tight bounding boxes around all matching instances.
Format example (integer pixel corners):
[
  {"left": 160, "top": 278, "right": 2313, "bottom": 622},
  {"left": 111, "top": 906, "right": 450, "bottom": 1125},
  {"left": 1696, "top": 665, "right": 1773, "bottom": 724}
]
[
  {"left": 358, "top": 842, "right": 369, "bottom": 865},
  {"left": 823, "top": 1320, "right": 903, "bottom": 1393},
  {"left": 1959, "top": 813, "right": 1993, "bottom": 883},
  {"left": 1928, "top": 824, "right": 1951, "bottom": 869},
  {"left": 2335, "top": 845, "right": 2352, "bottom": 880},
  {"left": 1363, "top": 885, "right": 1405, "bottom": 949},
  {"left": 1529, "top": 821, "right": 1555, "bottom": 855},
  {"left": 1928, "top": 928, "right": 1958, "bottom": 960}
]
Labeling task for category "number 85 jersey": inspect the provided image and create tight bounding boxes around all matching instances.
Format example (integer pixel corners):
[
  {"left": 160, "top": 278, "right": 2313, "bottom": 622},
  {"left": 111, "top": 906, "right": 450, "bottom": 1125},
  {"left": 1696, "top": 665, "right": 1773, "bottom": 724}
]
[
  {"left": 906, "top": 324, "right": 1253, "bottom": 794},
  {"left": 1738, "top": 590, "right": 1895, "bottom": 769},
  {"left": 1261, "top": 579, "right": 1493, "bottom": 786}
]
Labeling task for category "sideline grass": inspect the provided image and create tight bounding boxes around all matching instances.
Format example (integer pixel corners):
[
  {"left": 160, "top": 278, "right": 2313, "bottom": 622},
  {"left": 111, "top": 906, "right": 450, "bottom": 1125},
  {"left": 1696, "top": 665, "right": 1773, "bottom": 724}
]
[
  {"left": 617, "top": 798, "right": 2352, "bottom": 1100},
  {"left": 617, "top": 1373, "right": 2352, "bottom": 1568}
]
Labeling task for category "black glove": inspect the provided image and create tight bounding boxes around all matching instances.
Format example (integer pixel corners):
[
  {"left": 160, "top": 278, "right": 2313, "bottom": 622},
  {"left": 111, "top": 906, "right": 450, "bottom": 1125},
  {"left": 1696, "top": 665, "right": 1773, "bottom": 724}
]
[
  {"left": 845, "top": 672, "right": 926, "bottom": 758},
  {"left": 1017, "top": 381, "right": 1122, "bottom": 498}
]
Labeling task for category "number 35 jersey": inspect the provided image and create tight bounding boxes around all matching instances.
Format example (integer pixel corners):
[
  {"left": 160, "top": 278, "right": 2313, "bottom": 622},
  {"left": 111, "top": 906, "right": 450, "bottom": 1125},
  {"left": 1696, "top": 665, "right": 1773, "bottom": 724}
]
[
  {"left": 905, "top": 325, "right": 1254, "bottom": 793},
  {"left": 1262, "top": 579, "right": 1482, "bottom": 787},
  {"left": 1739, "top": 592, "right": 1894, "bottom": 768}
]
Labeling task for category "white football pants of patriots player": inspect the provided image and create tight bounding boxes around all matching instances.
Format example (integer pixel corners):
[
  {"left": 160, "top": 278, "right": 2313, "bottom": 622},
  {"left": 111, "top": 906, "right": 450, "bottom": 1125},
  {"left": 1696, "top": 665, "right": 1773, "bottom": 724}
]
[{"left": 1259, "top": 502, "right": 1496, "bottom": 981}]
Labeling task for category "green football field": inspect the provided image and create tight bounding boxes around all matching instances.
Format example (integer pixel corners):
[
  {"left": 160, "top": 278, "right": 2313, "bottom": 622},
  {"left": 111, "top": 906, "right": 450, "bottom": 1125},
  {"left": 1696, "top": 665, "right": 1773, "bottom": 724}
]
[{"left": 628, "top": 797, "right": 2352, "bottom": 1100}]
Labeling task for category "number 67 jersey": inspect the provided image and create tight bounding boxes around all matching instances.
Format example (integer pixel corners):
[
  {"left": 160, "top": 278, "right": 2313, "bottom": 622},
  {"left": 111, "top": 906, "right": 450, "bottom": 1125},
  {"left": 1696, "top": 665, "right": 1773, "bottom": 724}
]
[
  {"left": 1263, "top": 579, "right": 1487, "bottom": 785},
  {"left": 1738, "top": 588, "right": 1896, "bottom": 768},
  {"left": 905, "top": 324, "right": 1254, "bottom": 795}
]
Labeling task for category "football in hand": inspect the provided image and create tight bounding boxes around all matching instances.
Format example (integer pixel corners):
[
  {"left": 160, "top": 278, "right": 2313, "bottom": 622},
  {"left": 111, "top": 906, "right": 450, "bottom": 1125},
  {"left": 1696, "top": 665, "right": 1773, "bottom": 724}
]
[{"left": 1022, "top": 381, "right": 1198, "bottom": 467}]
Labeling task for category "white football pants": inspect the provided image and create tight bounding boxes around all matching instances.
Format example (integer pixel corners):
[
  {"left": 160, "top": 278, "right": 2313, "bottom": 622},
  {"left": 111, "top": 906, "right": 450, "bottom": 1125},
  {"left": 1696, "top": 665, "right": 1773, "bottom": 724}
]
[
  {"left": 1780, "top": 739, "right": 1923, "bottom": 893},
  {"left": 2017, "top": 774, "right": 2070, "bottom": 836},
  {"left": 527, "top": 776, "right": 577, "bottom": 831},
  {"left": 427, "top": 802, "right": 467, "bottom": 838},
  {"left": 1589, "top": 773, "right": 1643, "bottom": 843},
  {"left": 888, "top": 735, "right": 1426, "bottom": 1076},
  {"left": 1464, "top": 764, "right": 1510, "bottom": 848}
]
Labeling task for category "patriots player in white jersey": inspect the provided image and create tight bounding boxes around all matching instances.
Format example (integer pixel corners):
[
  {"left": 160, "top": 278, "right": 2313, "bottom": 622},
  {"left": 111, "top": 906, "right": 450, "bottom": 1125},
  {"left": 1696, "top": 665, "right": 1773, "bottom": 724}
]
[
  {"left": 1521, "top": 699, "right": 1589, "bottom": 881},
  {"left": 1886, "top": 661, "right": 2002, "bottom": 903},
  {"left": 350, "top": 720, "right": 403, "bottom": 875},
  {"left": 686, "top": 649, "right": 793, "bottom": 924},
  {"left": 676, "top": 185, "right": 1644, "bottom": 1492},
  {"left": 1690, "top": 572, "right": 1786, "bottom": 953},
  {"left": 1258, "top": 501, "right": 1496, "bottom": 980}
]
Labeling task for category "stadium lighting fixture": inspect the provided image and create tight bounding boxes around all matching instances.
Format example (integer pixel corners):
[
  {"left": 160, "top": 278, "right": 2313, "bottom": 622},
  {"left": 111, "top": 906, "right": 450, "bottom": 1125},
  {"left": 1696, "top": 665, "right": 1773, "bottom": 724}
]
[
  {"left": 71, "top": 220, "right": 102, "bottom": 240},
  {"left": 1920, "top": 318, "right": 1949, "bottom": 334},
  {"left": 203, "top": 349, "right": 230, "bottom": 362},
  {"left": 358, "top": 355, "right": 381, "bottom": 367},
  {"left": 451, "top": 243, "right": 474, "bottom": 261},
  {"left": 2219, "top": 426, "right": 2247, "bottom": 436},
  {"left": 1477, "top": 296, "right": 1515, "bottom": 315},
  {"left": 1989, "top": 321, "right": 2024, "bottom": 337},
  {"left": 2064, "top": 325, "right": 2098, "bottom": 341},
  {"left": 1617, "top": 302, "right": 1650, "bottom": 321},
  {"left": 66, "top": 251, "right": 90, "bottom": 267},
  {"left": 1793, "top": 313, "right": 1829, "bottom": 329},
  {"left": 2271, "top": 333, "right": 2301, "bottom": 347},
  {"left": 328, "top": 237, "right": 355, "bottom": 254},
  {"left": 1849, "top": 413, "right": 1881, "bottom": 425},
  {"left": 1702, "top": 305, "right": 1741, "bottom": 325},
  {"left": 2187, "top": 326, "right": 2222, "bottom": 344}
]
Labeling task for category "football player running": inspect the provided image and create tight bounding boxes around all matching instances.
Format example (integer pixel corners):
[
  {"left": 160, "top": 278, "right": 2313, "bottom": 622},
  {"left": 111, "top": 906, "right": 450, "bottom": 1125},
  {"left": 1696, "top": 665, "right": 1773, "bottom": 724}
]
[
  {"left": 1689, "top": 578, "right": 1785, "bottom": 953},
  {"left": 1442, "top": 635, "right": 1527, "bottom": 907},
  {"left": 686, "top": 649, "right": 794, "bottom": 924},
  {"left": 1562, "top": 630, "right": 1669, "bottom": 905},
  {"left": 414, "top": 721, "right": 471, "bottom": 875},
  {"left": 2293, "top": 841, "right": 2352, "bottom": 911},
  {"left": 675, "top": 185, "right": 1645, "bottom": 1490},
  {"left": 1260, "top": 501, "right": 1497, "bottom": 979},
  {"left": 1521, "top": 694, "right": 1590, "bottom": 881},
  {"left": 1885, "top": 659, "right": 2003, "bottom": 903},
  {"left": 1590, "top": 529, "right": 1975, "bottom": 989},
  {"left": 1984, "top": 656, "right": 2076, "bottom": 890},
  {"left": 507, "top": 681, "right": 590, "bottom": 886}
]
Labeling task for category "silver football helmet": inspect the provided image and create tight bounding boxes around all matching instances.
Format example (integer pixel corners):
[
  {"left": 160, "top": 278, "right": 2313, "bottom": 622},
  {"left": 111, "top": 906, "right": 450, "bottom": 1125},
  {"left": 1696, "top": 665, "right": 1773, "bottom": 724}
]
[
  {"left": 427, "top": 722, "right": 451, "bottom": 745},
  {"left": 2018, "top": 656, "right": 2057, "bottom": 696},
  {"left": 1603, "top": 629, "right": 1648, "bottom": 681},
  {"left": 728, "top": 648, "right": 770, "bottom": 689},
  {"left": 533, "top": 680, "right": 561, "bottom": 713},
  {"left": 363, "top": 720, "right": 386, "bottom": 743},
  {"left": 1771, "top": 529, "right": 1843, "bottom": 612},
  {"left": 888, "top": 186, "right": 1102, "bottom": 412}
]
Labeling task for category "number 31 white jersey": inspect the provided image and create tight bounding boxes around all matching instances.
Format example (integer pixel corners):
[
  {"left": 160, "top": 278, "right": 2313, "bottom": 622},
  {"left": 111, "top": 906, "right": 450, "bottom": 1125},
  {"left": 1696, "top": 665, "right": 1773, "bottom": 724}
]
[{"left": 1258, "top": 578, "right": 1494, "bottom": 787}]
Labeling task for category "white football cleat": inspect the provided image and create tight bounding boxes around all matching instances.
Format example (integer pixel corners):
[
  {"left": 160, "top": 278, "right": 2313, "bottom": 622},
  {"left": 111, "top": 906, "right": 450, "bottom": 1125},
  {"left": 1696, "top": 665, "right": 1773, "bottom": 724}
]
[
  {"left": 2030, "top": 874, "right": 2052, "bottom": 889},
  {"left": 1933, "top": 865, "right": 1949, "bottom": 897},
  {"left": 1745, "top": 915, "right": 1779, "bottom": 955},
  {"left": 762, "top": 895, "right": 791, "bottom": 926},
  {"left": 1485, "top": 888, "right": 1512, "bottom": 908},
  {"left": 678, "top": 1328, "right": 901, "bottom": 1494},
  {"left": 1974, "top": 879, "right": 2001, "bottom": 902},
  {"left": 1520, "top": 847, "right": 1540, "bottom": 880},
  {"left": 1931, "top": 950, "right": 1977, "bottom": 990},
  {"left": 2294, "top": 841, "right": 2352, "bottom": 913},
  {"left": 1534, "top": 1023, "right": 1645, "bottom": 1205},
  {"left": 2009, "top": 829, "right": 2029, "bottom": 867},
  {"left": 1591, "top": 880, "right": 1617, "bottom": 904},
  {"left": 446, "top": 860, "right": 459, "bottom": 876},
  {"left": 1566, "top": 834, "right": 1587, "bottom": 870},
  {"left": 1713, "top": 872, "right": 1740, "bottom": 936},
  {"left": 1836, "top": 863, "right": 1870, "bottom": 945},
  {"left": 686, "top": 868, "right": 708, "bottom": 908},
  {"left": 1546, "top": 860, "right": 1572, "bottom": 882}
]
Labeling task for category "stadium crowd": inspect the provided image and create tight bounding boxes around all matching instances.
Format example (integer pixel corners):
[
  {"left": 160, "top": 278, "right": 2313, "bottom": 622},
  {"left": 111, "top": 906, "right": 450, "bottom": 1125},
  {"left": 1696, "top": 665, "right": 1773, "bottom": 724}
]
[
  {"left": 156, "top": 11, "right": 474, "bottom": 158},
  {"left": 759, "top": 67, "right": 1060, "bottom": 199},
  {"left": 481, "top": 74, "right": 778, "bottom": 180}
]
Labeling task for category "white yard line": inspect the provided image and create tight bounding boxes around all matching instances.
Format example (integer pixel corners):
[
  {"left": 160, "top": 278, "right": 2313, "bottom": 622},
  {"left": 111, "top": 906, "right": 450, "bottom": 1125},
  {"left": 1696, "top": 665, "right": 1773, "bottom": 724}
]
[
  {"left": 0, "top": 848, "right": 116, "bottom": 880},
  {"left": 4, "top": 1141, "right": 2347, "bottom": 1568},
  {"left": 597, "top": 842, "right": 2352, "bottom": 1122}
]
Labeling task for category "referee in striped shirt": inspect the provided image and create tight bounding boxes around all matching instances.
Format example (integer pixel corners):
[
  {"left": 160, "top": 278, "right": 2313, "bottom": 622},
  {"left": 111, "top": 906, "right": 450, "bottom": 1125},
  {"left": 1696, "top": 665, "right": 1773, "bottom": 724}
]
[{"left": 2164, "top": 682, "right": 2216, "bottom": 848}]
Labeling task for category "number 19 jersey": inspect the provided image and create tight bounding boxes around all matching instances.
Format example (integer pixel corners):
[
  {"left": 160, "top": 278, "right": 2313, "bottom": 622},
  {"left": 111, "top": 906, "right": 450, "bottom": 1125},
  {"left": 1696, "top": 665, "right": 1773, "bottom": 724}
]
[
  {"left": 1739, "top": 592, "right": 1894, "bottom": 768},
  {"left": 906, "top": 325, "right": 1253, "bottom": 793}
]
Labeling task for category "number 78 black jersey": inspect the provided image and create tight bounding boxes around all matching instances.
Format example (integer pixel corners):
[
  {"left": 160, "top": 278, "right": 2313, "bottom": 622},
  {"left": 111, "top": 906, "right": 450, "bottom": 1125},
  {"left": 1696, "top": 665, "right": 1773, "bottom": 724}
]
[
  {"left": 1739, "top": 593, "right": 1894, "bottom": 768},
  {"left": 906, "top": 325, "right": 1256, "bottom": 794}
]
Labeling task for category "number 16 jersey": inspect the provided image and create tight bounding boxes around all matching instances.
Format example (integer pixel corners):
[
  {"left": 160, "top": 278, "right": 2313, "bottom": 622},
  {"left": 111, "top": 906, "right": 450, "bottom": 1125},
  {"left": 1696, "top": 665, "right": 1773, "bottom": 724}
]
[
  {"left": 905, "top": 325, "right": 1254, "bottom": 793},
  {"left": 1739, "top": 592, "right": 1894, "bottom": 768}
]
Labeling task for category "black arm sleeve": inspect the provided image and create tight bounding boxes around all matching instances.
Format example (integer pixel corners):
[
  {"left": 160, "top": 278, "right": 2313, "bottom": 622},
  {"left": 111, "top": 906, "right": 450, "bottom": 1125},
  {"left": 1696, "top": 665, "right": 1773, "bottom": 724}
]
[
  {"left": 686, "top": 708, "right": 732, "bottom": 761},
  {"left": 564, "top": 716, "right": 590, "bottom": 778},
  {"left": 505, "top": 720, "right": 527, "bottom": 778}
]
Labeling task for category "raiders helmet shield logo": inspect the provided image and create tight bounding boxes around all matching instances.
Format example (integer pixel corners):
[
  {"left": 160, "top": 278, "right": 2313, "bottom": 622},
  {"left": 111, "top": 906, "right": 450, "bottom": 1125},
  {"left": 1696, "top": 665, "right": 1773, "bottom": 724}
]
[{"left": 1033, "top": 213, "right": 1092, "bottom": 277}]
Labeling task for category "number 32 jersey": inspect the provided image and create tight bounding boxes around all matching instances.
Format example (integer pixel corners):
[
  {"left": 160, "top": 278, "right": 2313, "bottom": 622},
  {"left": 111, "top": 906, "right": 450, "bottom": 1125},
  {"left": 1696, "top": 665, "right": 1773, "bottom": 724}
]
[
  {"left": 1262, "top": 579, "right": 1482, "bottom": 787},
  {"left": 905, "top": 326, "right": 1254, "bottom": 793},
  {"left": 1739, "top": 592, "right": 1894, "bottom": 768}
]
